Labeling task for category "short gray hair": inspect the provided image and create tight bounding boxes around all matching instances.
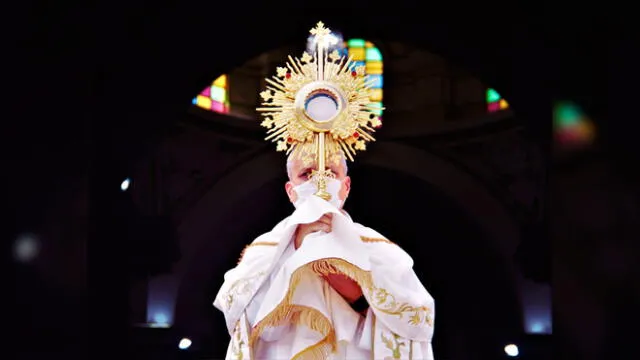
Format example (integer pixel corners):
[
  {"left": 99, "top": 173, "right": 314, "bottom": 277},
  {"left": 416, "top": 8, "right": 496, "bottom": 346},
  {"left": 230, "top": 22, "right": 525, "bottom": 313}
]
[{"left": 286, "top": 153, "right": 348, "bottom": 179}]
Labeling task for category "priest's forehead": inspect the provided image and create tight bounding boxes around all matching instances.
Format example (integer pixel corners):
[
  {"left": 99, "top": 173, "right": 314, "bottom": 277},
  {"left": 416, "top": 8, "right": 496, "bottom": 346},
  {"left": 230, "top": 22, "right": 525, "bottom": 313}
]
[{"left": 289, "top": 157, "right": 346, "bottom": 174}]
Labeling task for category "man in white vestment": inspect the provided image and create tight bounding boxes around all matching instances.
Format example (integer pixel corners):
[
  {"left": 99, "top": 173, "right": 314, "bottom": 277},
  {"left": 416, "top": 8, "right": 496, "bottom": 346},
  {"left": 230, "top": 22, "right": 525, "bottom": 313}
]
[{"left": 214, "top": 154, "right": 436, "bottom": 359}]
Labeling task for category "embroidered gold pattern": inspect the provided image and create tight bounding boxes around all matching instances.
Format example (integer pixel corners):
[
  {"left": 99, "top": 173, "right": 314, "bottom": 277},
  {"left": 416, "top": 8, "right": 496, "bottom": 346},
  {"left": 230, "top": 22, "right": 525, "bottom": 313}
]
[
  {"left": 250, "top": 265, "right": 336, "bottom": 360},
  {"left": 381, "top": 332, "right": 406, "bottom": 359},
  {"left": 311, "top": 258, "right": 433, "bottom": 327},
  {"left": 242, "top": 256, "right": 429, "bottom": 358},
  {"left": 372, "top": 288, "right": 433, "bottom": 327},
  {"left": 230, "top": 321, "right": 245, "bottom": 360},
  {"left": 225, "top": 271, "right": 267, "bottom": 310},
  {"left": 237, "top": 241, "right": 278, "bottom": 264}
]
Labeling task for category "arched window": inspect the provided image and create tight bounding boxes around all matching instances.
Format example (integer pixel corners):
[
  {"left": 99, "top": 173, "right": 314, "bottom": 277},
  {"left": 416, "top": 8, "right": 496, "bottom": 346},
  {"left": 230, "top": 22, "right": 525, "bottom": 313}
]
[
  {"left": 486, "top": 88, "right": 509, "bottom": 113},
  {"left": 342, "top": 39, "right": 384, "bottom": 118},
  {"left": 192, "top": 74, "right": 230, "bottom": 114}
]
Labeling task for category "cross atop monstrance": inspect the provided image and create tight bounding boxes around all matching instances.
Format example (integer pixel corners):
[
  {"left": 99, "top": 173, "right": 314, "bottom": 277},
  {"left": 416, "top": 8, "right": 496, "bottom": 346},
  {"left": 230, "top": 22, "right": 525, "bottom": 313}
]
[
  {"left": 257, "top": 21, "right": 384, "bottom": 201},
  {"left": 309, "top": 21, "right": 338, "bottom": 49}
]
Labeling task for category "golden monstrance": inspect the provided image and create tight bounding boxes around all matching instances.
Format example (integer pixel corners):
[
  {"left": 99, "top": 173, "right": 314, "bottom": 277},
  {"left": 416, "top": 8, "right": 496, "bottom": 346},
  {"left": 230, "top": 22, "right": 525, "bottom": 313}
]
[{"left": 257, "top": 21, "right": 384, "bottom": 201}]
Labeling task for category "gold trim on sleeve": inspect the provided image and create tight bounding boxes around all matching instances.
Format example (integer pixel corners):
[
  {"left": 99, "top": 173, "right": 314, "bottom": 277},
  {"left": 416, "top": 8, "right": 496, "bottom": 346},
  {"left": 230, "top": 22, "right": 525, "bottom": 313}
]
[
  {"left": 360, "top": 236, "right": 397, "bottom": 246},
  {"left": 237, "top": 241, "right": 279, "bottom": 264}
]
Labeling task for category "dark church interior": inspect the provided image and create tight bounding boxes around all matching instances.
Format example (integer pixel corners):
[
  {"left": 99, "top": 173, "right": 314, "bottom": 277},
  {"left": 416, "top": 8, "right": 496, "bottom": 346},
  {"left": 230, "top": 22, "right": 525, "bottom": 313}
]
[{"left": 9, "top": 5, "right": 638, "bottom": 360}]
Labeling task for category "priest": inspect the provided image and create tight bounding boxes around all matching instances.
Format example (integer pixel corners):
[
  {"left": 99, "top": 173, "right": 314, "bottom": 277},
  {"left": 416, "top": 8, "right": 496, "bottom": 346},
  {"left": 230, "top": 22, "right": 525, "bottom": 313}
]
[{"left": 213, "top": 153, "right": 436, "bottom": 359}]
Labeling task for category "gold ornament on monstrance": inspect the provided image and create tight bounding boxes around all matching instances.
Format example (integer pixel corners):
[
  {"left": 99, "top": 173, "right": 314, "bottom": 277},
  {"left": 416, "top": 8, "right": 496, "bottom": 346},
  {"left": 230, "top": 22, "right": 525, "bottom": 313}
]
[{"left": 257, "top": 21, "right": 384, "bottom": 201}]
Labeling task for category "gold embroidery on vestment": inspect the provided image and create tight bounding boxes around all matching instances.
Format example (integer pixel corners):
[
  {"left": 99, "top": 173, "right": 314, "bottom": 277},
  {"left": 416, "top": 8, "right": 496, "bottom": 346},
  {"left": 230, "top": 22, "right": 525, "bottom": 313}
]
[
  {"left": 311, "top": 258, "right": 433, "bottom": 327},
  {"left": 237, "top": 241, "right": 278, "bottom": 264},
  {"left": 230, "top": 321, "right": 245, "bottom": 360},
  {"left": 381, "top": 332, "right": 406, "bottom": 359},
  {"left": 245, "top": 247, "right": 431, "bottom": 358},
  {"left": 225, "top": 271, "right": 267, "bottom": 310}
]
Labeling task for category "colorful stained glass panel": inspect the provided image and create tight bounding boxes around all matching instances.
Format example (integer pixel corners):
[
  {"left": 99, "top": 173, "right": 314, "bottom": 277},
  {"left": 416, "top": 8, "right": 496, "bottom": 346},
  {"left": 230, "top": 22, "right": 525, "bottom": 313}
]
[
  {"left": 344, "top": 39, "right": 384, "bottom": 118},
  {"left": 193, "top": 74, "right": 230, "bottom": 114},
  {"left": 486, "top": 88, "right": 509, "bottom": 113},
  {"left": 553, "top": 101, "right": 596, "bottom": 147}
]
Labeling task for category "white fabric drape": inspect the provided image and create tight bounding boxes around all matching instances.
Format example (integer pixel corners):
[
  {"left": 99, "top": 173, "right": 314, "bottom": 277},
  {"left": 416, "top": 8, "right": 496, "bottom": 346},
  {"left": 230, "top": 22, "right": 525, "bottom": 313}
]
[{"left": 214, "top": 196, "right": 435, "bottom": 359}]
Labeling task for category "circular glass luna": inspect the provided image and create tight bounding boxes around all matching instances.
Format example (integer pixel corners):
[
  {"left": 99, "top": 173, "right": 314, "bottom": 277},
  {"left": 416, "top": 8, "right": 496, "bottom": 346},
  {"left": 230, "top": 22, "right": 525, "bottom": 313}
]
[
  {"left": 304, "top": 92, "right": 339, "bottom": 122},
  {"left": 294, "top": 81, "right": 347, "bottom": 132}
]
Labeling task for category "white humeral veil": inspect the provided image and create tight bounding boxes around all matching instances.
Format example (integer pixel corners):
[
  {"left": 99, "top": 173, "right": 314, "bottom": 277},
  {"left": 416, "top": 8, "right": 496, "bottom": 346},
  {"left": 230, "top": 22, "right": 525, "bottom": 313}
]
[{"left": 214, "top": 195, "right": 435, "bottom": 359}]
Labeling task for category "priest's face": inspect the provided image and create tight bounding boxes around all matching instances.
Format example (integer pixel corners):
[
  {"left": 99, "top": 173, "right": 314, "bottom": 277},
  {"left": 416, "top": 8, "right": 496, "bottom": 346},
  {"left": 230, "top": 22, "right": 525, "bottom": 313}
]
[{"left": 285, "top": 157, "right": 351, "bottom": 206}]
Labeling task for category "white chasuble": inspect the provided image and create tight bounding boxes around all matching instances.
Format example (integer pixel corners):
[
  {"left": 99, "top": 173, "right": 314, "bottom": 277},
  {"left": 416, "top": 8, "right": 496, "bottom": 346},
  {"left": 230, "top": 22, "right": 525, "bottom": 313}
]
[{"left": 214, "top": 196, "right": 435, "bottom": 359}]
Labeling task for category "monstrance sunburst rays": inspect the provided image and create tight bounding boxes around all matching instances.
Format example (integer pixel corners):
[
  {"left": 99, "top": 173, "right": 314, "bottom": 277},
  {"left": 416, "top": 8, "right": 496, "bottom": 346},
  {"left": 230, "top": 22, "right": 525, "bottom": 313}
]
[{"left": 256, "top": 21, "right": 384, "bottom": 169}]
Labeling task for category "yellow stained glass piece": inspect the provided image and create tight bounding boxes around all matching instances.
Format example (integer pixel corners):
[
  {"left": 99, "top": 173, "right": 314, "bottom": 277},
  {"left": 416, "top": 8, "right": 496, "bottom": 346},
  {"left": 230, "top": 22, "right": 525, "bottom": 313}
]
[
  {"left": 366, "top": 61, "right": 383, "bottom": 75},
  {"left": 196, "top": 95, "right": 212, "bottom": 110},
  {"left": 349, "top": 47, "right": 365, "bottom": 61},
  {"left": 213, "top": 74, "right": 227, "bottom": 88},
  {"left": 576, "top": 120, "right": 596, "bottom": 141},
  {"left": 499, "top": 98, "right": 509, "bottom": 109},
  {"left": 370, "top": 89, "right": 383, "bottom": 102}
]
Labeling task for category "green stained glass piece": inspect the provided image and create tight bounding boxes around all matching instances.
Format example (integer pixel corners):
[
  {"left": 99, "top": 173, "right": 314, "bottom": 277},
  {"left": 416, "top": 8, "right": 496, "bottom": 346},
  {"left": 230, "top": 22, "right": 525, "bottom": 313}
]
[
  {"left": 348, "top": 39, "right": 366, "bottom": 47},
  {"left": 366, "top": 47, "right": 382, "bottom": 61},
  {"left": 370, "top": 102, "right": 383, "bottom": 116},
  {"left": 486, "top": 88, "right": 501, "bottom": 103},
  {"left": 554, "top": 102, "right": 582, "bottom": 128}
]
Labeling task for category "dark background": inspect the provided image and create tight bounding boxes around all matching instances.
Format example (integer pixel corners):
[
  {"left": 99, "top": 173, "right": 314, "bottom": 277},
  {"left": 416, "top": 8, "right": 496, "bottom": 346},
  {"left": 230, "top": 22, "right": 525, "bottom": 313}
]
[{"left": 8, "top": 3, "right": 637, "bottom": 360}]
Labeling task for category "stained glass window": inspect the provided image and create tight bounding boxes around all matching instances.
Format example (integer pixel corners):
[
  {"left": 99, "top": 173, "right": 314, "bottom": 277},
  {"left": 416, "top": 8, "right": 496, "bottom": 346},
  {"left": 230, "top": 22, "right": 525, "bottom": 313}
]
[
  {"left": 553, "top": 101, "right": 595, "bottom": 147},
  {"left": 192, "top": 74, "right": 230, "bottom": 114},
  {"left": 341, "top": 39, "right": 384, "bottom": 119},
  {"left": 486, "top": 88, "right": 509, "bottom": 113}
]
